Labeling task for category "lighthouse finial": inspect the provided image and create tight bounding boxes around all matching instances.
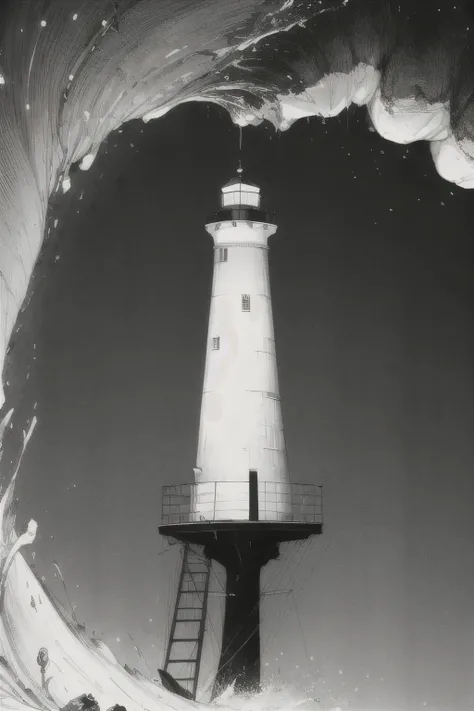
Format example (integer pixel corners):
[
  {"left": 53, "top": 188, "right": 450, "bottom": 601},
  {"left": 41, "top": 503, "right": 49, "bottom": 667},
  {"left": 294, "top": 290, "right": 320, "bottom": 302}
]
[{"left": 237, "top": 126, "right": 243, "bottom": 176}]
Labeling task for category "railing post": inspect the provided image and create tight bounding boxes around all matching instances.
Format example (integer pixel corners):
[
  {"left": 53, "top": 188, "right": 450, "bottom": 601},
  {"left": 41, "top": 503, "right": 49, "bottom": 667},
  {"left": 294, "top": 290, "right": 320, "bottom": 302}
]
[{"left": 214, "top": 481, "right": 217, "bottom": 521}]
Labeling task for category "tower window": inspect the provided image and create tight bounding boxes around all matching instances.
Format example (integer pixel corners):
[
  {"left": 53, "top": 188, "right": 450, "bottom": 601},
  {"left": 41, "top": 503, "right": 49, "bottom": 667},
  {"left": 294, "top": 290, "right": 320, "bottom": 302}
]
[
  {"left": 216, "top": 247, "right": 228, "bottom": 263},
  {"left": 212, "top": 337, "right": 220, "bottom": 350},
  {"left": 241, "top": 294, "right": 251, "bottom": 311}
]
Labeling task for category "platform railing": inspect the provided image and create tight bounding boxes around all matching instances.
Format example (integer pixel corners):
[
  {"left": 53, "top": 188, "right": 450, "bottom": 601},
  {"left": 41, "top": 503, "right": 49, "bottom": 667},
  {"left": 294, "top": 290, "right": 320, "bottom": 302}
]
[{"left": 161, "top": 481, "right": 323, "bottom": 526}]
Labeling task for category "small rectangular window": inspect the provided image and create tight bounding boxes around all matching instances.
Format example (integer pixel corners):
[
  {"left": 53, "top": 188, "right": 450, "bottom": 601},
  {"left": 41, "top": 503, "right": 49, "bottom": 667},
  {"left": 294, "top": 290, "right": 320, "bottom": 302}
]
[
  {"left": 216, "top": 248, "right": 228, "bottom": 263},
  {"left": 212, "top": 337, "right": 220, "bottom": 350},
  {"left": 242, "top": 294, "right": 251, "bottom": 311}
]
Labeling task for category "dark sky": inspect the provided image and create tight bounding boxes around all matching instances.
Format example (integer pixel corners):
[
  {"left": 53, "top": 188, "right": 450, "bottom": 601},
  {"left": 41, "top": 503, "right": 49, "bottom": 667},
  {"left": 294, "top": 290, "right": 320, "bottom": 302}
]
[{"left": 9, "top": 102, "right": 474, "bottom": 709}]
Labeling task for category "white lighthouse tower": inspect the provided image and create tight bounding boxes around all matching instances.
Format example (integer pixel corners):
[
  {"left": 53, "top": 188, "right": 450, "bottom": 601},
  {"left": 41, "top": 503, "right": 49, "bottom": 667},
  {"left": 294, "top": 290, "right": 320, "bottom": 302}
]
[
  {"left": 159, "top": 170, "right": 322, "bottom": 700},
  {"left": 193, "top": 174, "right": 291, "bottom": 522}
]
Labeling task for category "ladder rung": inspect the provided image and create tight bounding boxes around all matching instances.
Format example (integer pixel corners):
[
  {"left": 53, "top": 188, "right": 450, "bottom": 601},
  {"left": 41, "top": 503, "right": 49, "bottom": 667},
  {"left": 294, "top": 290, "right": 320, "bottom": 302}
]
[
  {"left": 179, "top": 589, "right": 206, "bottom": 594},
  {"left": 173, "top": 677, "right": 195, "bottom": 682},
  {"left": 182, "top": 581, "right": 206, "bottom": 586},
  {"left": 184, "top": 575, "right": 207, "bottom": 580},
  {"left": 186, "top": 572, "right": 208, "bottom": 577},
  {"left": 169, "top": 638, "right": 200, "bottom": 643},
  {"left": 167, "top": 659, "right": 197, "bottom": 664},
  {"left": 175, "top": 618, "right": 202, "bottom": 622}
]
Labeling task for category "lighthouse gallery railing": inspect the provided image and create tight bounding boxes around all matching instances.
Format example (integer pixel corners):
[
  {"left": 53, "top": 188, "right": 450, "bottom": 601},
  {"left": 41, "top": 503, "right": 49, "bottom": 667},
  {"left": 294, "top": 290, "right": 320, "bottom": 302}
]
[{"left": 161, "top": 481, "right": 323, "bottom": 525}]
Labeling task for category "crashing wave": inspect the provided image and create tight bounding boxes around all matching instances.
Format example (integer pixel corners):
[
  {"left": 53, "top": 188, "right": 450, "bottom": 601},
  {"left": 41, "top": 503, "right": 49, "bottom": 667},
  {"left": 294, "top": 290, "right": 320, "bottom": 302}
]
[
  {"left": 0, "top": 1, "right": 473, "bottom": 708},
  {"left": 0, "top": 0, "right": 473, "bottom": 409},
  {"left": 0, "top": 412, "right": 192, "bottom": 711}
]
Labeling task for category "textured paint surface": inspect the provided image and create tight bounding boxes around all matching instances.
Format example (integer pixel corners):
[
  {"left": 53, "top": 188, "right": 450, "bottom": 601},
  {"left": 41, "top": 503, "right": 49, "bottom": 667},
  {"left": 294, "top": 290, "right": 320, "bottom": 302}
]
[{"left": 0, "top": 1, "right": 472, "bottom": 709}]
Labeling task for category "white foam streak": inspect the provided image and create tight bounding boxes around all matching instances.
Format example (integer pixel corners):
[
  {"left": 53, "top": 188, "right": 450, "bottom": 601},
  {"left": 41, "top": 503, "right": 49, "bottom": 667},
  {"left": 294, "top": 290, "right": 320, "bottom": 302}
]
[
  {"left": 238, "top": 1, "right": 348, "bottom": 52},
  {"left": 368, "top": 90, "right": 451, "bottom": 143},
  {"left": 79, "top": 154, "right": 96, "bottom": 171},
  {"left": 430, "top": 135, "right": 474, "bottom": 189},
  {"left": 276, "top": 64, "right": 381, "bottom": 128},
  {"left": 142, "top": 106, "right": 172, "bottom": 122}
]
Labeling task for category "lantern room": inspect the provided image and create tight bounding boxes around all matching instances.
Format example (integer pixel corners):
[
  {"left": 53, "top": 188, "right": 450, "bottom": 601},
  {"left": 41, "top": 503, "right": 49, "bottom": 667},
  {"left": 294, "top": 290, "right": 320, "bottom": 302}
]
[{"left": 221, "top": 178, "right": 261, "bottom": 209}]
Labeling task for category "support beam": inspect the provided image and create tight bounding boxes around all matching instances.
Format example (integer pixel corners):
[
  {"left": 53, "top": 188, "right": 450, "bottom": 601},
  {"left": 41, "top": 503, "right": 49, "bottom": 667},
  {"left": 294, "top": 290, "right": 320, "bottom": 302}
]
[
  {"left": 211, "top": 548, "right": 261, "bottom": 698},
  {"left": 203, "top": 535, "right": 280, "bottom": 700}
]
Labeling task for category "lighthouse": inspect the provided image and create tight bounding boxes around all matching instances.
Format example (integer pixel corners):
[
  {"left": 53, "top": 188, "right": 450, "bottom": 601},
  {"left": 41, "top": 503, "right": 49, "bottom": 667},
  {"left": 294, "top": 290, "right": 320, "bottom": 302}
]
[
  {"left": 193, "top": 174, "right": 290, "bottom": 522},
  {"left": 159, "top": 172, "right": 322, "bottom": 700}
]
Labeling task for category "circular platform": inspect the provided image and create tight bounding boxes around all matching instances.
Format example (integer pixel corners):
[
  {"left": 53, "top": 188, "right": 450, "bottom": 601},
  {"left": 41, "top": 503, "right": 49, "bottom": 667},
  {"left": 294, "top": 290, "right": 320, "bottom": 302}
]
[{"left": 158, "top": 519, "right": 322, "bottom": 547}]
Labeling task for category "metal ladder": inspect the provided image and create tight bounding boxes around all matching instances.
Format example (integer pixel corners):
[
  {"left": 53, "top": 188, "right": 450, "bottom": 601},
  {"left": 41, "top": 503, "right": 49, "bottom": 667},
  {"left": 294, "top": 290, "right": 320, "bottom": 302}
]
[{"left": 164, "top": 545, "right": 211, "bottom": 700}]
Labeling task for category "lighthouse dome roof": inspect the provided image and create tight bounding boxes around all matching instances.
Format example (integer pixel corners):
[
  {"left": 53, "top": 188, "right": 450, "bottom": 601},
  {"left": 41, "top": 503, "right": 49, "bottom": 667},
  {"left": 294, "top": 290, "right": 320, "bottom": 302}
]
[{"left": 222, "top": 177, "right": 260, "bottom": 191}]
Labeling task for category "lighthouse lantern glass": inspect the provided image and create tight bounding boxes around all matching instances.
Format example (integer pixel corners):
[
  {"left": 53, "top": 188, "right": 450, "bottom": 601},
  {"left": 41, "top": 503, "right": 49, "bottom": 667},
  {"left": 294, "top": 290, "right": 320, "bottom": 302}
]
[{"left": 221, "top": 182, "right": 261, "bottom": 209}]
